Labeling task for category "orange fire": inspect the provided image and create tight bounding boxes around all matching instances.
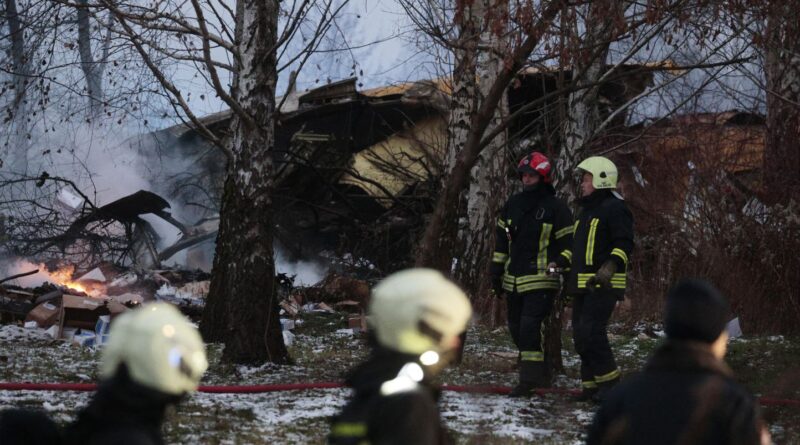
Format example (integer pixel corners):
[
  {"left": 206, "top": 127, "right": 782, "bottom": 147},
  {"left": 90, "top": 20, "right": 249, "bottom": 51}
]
[{"left": 46, "top": 264, "right": 105, "bottom": 297}]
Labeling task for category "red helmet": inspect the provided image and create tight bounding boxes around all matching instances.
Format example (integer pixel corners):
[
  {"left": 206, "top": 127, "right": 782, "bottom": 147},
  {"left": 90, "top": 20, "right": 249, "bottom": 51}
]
[{"left": 517, "top": 151, "right": 552, "bottom": 183}]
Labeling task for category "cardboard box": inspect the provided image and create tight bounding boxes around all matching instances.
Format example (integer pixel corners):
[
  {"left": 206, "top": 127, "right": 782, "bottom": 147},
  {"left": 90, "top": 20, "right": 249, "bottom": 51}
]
[
  {"left": 72, "top": 330, "right": 96, "bottom": 347},
  {"left": 282, "top": 330, "right": 295, "bottom": 347},
  {"left": 348, "top": 314, "right": 367, "bottom": 333},
  {"left": 95, "top": 333, "right": 111, "bottom": 346},
  {"left": 95, "top": 315, "right": 111, "bottom": 335},
  {"left": 58, "top": 295, "right": 128, "bottom": 338},
  {"left": 25, "top": 302, "right": 60, "bottom": 329},
  {"left": 61, "top": 327, "right": 78, "bottom": 340},
  {"left": 280, "top": 318, "right": 295, "bottom": 331}
]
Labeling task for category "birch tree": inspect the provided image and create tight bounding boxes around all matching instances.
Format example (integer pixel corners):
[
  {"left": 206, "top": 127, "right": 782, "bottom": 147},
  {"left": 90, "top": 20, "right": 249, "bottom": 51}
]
[{"left": 101, "top": 0, "right": 350, "bottom": 363}]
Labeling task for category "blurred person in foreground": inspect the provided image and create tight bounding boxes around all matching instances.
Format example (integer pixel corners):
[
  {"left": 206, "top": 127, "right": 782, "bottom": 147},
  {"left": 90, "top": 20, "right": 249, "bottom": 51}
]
[
  {"left": 63, "top": 302, "right": 208, "bottom": 445},
  {"left": 587, "top": 279, "right": 771, "bottom": 445},
  {"left": 328, "top": 268, "right": 472, "bottom": 445}
]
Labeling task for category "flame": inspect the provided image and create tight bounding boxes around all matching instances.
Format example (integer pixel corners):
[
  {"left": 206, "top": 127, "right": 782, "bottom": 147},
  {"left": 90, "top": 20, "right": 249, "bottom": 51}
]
[{"left": 46, "top": 264, "right": 105, "bottom": 297}]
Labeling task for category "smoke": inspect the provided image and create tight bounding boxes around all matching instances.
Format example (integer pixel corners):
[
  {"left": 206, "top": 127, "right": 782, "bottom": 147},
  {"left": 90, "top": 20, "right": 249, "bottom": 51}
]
[
  {"left": 274, "top": 247, "right": 328, "bottom": 287},
  {"left": 0, "top": 259, "right": 72, "bottom": 288}
]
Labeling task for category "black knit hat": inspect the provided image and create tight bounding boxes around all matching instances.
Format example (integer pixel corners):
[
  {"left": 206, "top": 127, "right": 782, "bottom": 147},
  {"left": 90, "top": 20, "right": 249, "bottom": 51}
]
[{"left": 664, "top": 279, "right": 731, "bottom": 343}]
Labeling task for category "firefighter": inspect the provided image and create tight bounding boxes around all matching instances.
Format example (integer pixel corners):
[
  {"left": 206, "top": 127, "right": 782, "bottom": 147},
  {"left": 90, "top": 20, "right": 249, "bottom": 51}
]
[
  {"left": 63, "top": 303, "right": 208, "bottom": 445},
  {"left": 551, "top": 156, "right": 633, "bottom": 402},
  {"left": 490, "top": 151, "right": 573, "bottom": 397},
  {"left": 588, "top": 279, "right": 771, "bottom": 445},
  {"left": 328, "top": 268, "right": 472, "bottom": 445}
]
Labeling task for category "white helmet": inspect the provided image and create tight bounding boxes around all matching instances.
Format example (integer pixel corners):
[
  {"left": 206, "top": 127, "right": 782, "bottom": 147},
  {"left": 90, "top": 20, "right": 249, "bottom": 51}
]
[
  {"left": 100, "top": 302, "right": 208, "bottom": 395},
  {"left": 369, "top": 268, "right": 472, "bottom": 356}
]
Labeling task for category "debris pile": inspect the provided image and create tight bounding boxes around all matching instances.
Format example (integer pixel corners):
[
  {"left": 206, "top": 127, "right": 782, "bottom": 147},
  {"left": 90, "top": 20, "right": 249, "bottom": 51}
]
[
  {"left": 0, "top": 262, "right": 211, "bottom": 346},
  {"left": 2, "top": 262, "right": 374, "bottom": 348},
  {"left": 279, "top": 272, "right": 371, "bottom": 337}
]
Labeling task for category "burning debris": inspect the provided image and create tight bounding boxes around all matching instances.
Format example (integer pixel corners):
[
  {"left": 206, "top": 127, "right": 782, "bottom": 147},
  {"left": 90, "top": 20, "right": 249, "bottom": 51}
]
[
  {"left": 1, "top": 258, "right": 373, "bottom": 349},
  {"left": 0, "top": 260, "right": 212, "bottom": 346}
]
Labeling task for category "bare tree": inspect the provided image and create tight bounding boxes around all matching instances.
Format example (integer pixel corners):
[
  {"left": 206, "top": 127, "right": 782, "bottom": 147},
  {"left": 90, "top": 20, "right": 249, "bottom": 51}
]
[
  {"left": 763, "top": 0, "right": 800, "bottom": 201},
  {"left": 413, "top": 0, "right": 565, "bottom": 272},
  {"left": 100, "top": 0, "right": 351, "bottom": 363},
  {"left": 1, "top": 0, "right": 34, "bottom": 173}
]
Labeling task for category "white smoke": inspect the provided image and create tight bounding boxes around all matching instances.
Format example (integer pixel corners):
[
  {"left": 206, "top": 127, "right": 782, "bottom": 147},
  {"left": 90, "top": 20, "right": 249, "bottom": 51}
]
[
  {"left": 1, "top": 259, "right": 68, "bottom": 288},
  {"left": 274, "top": 247, "right": 328, "bottom": 287}
]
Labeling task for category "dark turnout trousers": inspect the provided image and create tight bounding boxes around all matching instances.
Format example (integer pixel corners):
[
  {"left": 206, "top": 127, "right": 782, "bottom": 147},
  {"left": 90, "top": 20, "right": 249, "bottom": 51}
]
[
  {"left": 572, "top": 289, "right": 620, "bottom": 391},
  {"left": 507, "top": 290, "right": 556, "bottom": 386}
]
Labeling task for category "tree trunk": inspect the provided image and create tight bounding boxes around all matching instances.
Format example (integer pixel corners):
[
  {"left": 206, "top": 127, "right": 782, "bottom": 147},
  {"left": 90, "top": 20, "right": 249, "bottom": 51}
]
[
  {"left": 200, "top": 0, "right": 288, "bottom": 364},
  {"left": 764, "top": 0, "right": 800, "bottom": 202},
  {"left": 455, "top": 1, "right": 509, "bottom": 315},
  {"left": 4, "top": 0, "right": 29, "bottom": 173},
  {"left": 416, "top": 1, "right": 563, "bottom": 272},
  {"left": 422, "top": 0, "right": 481, "bottom": 275},
  {"left": 77, "top": 0, "right": 104, "bottom": 118},
  {"left": 547, "top": 0, "right": 622, "bottom": 374}
]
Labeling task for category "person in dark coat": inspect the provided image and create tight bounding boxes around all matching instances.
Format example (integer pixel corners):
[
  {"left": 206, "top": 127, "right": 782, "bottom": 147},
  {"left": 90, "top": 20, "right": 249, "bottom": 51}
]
[
  {"left": 328, "top": 268, "right": 472, "bottom": 445},
  {"left": 587, "top": 279, "right": 771, "bottom": 445},
  {"left": 552, "top": 156, "right": 634, "bottom": 401},
  {"left": 63, "top": 302, "right": 208, "bottom": 445},
  {"left": 0, "top": 409, "right": 63, "bottom": 445},
  {"left": 491, "top": 151, "right": 573, "bottom": 396}
]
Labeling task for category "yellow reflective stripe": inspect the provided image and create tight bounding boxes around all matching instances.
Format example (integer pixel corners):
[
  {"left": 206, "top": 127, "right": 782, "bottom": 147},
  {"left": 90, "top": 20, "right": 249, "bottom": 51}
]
[
  {"left": 331, "top": 422, "right": 368, "bottom": 437},
  {"left": 492, "top": 252, "right": 508, "bottom": 263},
  {"left": 515, "top": 274, "right": 559, "bottom": 284},
  {"left": 577, "top": 273, "right": 627, "bottom": 289},
  {"left": 573, "top": 220, "right": 579, "bottom": 232},
  {"left": 521, "top": 351, "right": 544, "bottom": 361},
  {"left": 555, "top": 225, "right": 573, "bottom": 239},
  {"left": 497, "top": 218, "right": 507, "bottom": 229},
  {"left": 585, "top": 218, "right": 599, "bottom": 266},
  {"left": 611, "top": 248, "right": 628, "bottom": 265},
  {"left": 537, "top": 223, "right": 553, "bottom": 273},
  {"left": 517, "top": 281, "right": 560, "bottom": 292},
  {"left": 595, "top": 369, "right": 621, "bottom": 383},
  {"left": 582, "top": 380, "right": 598, "bottom": 389},
  {"left": 560, "top": 249, "right": 572, "bottom": 262}
]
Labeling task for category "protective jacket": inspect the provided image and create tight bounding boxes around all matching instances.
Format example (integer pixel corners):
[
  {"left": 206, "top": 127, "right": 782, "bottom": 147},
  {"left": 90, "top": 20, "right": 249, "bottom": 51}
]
[
  {"left": 563, "top": 189, "right": 633, "bottom": 296},
  {"left": 0, "top": 409, "right": 63, "bottom": 445},
  {"left": 328, "top": 348, "right": 451, "bottom": 445},
  {"left": 587, "top": 341, "right": 765, "bottom": 445},
  {"left": 491, "top": 184, "right": 573, "bottom": 293},
  {"left": 63, "top": 366, "right": 179, "bottom": 445}
]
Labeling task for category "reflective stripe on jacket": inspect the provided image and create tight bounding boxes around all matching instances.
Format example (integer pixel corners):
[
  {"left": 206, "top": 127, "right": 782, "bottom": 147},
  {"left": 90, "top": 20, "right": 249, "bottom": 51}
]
[
  {"left": 567, "top": 190, "right": 634, "bottom": 294},
  {"left": 491, "top": 184, "right": 573, "bottom": 293}
]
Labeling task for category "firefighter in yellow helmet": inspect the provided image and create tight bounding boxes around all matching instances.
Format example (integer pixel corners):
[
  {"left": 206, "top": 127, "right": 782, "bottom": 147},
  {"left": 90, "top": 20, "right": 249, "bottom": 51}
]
[
  {"left": 550, "top": 156, "right": 633, "bottom": 402},
  {"left": 64, "top": 303, "right": 208, "bottom": 445},
  {"left": 328, "top": 268, "right": 472, "bottom": 445}
]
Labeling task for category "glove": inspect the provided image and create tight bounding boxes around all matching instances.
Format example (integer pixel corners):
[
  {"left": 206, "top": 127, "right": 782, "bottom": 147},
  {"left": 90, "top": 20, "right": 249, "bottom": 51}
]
[
  {"left": 491, "top": 275, "right": 504, "bottom": 298},
  {"left": 586, "top": 261, "right": 617, "bottom": 289},
  {"left": 546, "top": 262, "right": 560, "bottom": 276}
]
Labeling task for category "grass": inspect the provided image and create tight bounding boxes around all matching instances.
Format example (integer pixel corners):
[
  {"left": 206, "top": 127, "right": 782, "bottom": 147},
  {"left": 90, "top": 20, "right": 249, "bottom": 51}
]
[{"left": 1, "top": 317, "right": 799, "bottom": 444}]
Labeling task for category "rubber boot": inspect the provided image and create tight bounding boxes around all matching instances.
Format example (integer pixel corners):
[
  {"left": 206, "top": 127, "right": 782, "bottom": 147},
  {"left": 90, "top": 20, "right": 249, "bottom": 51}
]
[
  {"left": 591, "top": 376, "right": 620, "bottom": 403},
  {"left": 575, "top": 386, "right": 598, "bottom": 402},
  {"left": 509, "top": 361, "right": 548, "bottom": 397}
]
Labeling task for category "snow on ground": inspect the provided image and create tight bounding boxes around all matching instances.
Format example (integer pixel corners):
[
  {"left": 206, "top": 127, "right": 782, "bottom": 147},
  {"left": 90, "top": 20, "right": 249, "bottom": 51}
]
[{"left": 2, "top": 313, "right": 799, "bottom": 444}]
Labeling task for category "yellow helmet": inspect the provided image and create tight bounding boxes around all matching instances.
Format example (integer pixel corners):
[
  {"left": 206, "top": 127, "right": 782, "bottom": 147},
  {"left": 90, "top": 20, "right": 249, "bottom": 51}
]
[
  {"left": 577, "top": 156, "right": 618, "bottom": 189},
  {"left": 100, "top": 303, "right": 208, "bottom": 395},
  {"left": 369, "top": 268, "right": 472, "bottom": 356}
]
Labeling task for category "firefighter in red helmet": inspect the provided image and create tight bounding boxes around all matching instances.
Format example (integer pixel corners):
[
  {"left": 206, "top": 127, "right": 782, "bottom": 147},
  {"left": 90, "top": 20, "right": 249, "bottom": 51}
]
[{"left": 490, "top": 151, "right": 573, "bottom": 396}]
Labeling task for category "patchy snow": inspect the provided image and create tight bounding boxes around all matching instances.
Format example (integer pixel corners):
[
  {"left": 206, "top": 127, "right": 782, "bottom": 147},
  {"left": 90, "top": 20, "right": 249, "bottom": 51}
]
[{"left": 2, "top": 318, "right": 798, "bottom": 443}]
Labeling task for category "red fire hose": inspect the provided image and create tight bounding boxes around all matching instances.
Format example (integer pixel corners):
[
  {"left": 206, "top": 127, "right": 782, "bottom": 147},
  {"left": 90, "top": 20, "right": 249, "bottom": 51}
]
[{"left": 0, "top": 382, "right": 798, "bottom": 407}]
